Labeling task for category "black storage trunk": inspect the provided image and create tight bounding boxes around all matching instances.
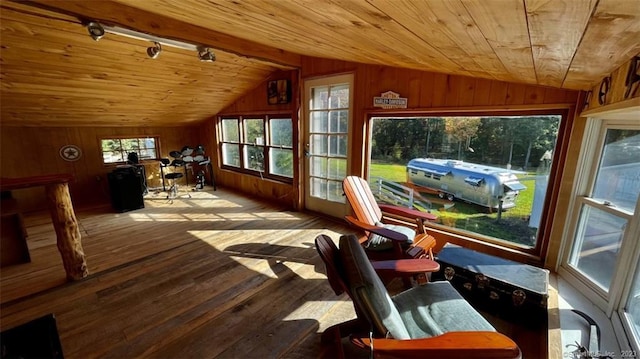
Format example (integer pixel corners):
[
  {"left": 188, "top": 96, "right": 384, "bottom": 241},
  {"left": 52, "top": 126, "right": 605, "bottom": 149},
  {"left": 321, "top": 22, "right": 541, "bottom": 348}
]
[{"left": 432, "top": 243, "right": 549, "bottom": 329}]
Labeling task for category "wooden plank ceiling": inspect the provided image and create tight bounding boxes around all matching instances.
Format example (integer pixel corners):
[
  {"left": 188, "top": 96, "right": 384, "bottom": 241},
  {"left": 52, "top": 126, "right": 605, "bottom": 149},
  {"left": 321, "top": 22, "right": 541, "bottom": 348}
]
[
  {"left": 1, "top": 0, "right": 639, "bottom": 127},
  {"left": 0, "top": 2, "right": 296, "bottom": 127}
]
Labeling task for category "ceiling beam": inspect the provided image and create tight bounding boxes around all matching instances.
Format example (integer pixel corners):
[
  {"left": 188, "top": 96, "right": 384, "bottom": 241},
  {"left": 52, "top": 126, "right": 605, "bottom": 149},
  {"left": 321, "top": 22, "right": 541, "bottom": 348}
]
[{"left": 23, "top": 0, "right": 301, "bottom": 69}]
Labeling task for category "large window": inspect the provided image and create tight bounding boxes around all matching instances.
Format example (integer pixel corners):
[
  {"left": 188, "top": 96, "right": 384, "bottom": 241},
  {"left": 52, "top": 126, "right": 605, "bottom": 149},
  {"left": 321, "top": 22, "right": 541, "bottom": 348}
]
[
  {"left": 219, "top": 115, "right": 293, "bottom": 181},
  {"left": 101, "top": 137, "right": 158, "bottom": 164},
  {"left": 368, "top": 114, "right": 561, "bottom": 251},
  {"left": 560, "top": 117, "right": 640, "bottom": 351}
]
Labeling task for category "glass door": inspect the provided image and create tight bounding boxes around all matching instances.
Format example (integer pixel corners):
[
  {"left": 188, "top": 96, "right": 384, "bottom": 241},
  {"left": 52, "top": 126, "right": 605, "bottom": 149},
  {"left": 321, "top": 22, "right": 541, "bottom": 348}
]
[{"left": 303, "top": 74, "right": 353, "bottom": 217}]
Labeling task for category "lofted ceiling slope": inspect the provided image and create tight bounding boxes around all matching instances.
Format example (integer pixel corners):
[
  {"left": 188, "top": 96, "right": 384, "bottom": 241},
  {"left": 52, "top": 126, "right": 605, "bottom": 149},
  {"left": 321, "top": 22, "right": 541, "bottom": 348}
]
[
  {"left": 0, "top": 2, "right": 295, "bottom": 127},
  {"left": 1, "top": 0, "right": 639, "bottom": 127}
]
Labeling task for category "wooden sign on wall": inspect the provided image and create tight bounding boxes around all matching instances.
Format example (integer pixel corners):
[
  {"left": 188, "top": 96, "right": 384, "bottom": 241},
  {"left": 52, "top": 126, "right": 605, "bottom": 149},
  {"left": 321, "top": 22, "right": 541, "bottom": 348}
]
[{"left": 373, "top": 91, "right": 408, "bottom": 109}]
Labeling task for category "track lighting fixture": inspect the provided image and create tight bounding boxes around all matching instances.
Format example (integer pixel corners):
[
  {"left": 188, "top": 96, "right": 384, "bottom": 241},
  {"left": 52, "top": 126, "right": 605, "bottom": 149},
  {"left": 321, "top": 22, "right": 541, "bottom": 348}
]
[
  {"left": 147, "top": 42, "right": 162, "bottom": 59},
  {"left": 85, "top": 21, "right": 216, "bottom": 63},
  {"left": 87, "top": 22, "right": 105, "bottom": 41},
  {"left": 198, "top": 47, "right": 216, "bottom": 62}
]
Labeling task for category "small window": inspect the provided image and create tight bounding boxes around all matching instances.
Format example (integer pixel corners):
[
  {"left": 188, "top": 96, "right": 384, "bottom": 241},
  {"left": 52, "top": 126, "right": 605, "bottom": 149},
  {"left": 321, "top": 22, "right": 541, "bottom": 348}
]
[
  {"left": 243, "top": 118, "right": 265, "bottom": 172},
  {"left": 101, "top": 137, "right": 158, "bottom": 164},
  {"left": 269, "top": 118, "right": 293, "bottom": 178},
  {"left": 221, "top": 118, "right": 241, "bottom": 167},
  {"left": 464, "top": 176, "right": 484, "bottom": 186}
]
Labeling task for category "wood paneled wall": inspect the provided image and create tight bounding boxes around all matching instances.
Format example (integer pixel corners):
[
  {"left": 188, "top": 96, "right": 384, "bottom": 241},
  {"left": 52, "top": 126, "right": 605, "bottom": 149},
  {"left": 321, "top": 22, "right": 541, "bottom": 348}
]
[
  {"left": 300, "top": 57, "right": 579, "bottom": 179},
  {"left": 3, "top": 57, "right": 586, "bottom": 214},
  {"left": 201, "top": 57, "right": 580, "bottom": 212},
  {"left": 0, "top": 126, "right": 200, "bottom": 211},
  {"left": 199, "top": 70, "right": 301, "bottom": 209}
]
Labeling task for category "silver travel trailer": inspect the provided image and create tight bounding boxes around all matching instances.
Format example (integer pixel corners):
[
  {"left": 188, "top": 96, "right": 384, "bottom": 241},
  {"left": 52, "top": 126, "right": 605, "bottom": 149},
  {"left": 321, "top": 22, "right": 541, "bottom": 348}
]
[{"left": 406, "top": 158, "right": 527, "bottom": 209}]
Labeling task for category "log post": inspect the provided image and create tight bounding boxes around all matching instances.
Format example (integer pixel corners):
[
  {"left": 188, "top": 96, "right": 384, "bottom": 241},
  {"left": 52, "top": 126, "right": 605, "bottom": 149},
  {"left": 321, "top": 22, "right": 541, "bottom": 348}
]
[{"left": 45, "top": 182, "right": 88, "bottom": 280}]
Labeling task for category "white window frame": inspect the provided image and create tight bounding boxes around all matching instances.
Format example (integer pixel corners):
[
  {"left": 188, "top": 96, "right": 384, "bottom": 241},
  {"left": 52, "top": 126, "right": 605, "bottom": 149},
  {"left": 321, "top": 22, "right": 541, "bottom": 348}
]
[{"left": 558, "top": 105, "right": 640, "bottom": 351}]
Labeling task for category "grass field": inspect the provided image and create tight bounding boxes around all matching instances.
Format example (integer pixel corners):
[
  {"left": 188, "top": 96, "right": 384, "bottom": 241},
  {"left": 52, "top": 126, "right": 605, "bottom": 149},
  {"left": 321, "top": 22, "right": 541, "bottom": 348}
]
[{"left": 370, "top": 161, "right": 539, "bottom": 247}]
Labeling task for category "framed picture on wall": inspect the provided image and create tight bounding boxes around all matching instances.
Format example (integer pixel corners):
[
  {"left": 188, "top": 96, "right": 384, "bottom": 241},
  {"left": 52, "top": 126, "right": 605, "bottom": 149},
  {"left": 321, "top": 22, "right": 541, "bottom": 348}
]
[{"left": 268, "top": 79, "right": 291, "bottom": 105}]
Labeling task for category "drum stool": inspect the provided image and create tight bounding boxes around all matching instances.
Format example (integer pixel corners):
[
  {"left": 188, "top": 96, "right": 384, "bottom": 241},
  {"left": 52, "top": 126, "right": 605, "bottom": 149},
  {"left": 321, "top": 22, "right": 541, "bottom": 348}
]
[{"left": 165, "top": 172, "right": 190, "bottom": 201}]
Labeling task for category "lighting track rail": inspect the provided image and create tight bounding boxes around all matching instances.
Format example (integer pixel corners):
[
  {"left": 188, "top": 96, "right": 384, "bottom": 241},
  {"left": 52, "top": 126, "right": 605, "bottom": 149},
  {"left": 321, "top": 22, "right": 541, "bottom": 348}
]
[{"left": 86, "top": 21, "right": 216, "bottom": 62}]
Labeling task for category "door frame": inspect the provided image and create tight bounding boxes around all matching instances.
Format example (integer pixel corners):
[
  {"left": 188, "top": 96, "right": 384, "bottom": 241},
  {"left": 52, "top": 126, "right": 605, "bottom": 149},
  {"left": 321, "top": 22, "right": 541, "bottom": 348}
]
[{"left": 301, "top": 73, "right": 354, "bottom": 218}]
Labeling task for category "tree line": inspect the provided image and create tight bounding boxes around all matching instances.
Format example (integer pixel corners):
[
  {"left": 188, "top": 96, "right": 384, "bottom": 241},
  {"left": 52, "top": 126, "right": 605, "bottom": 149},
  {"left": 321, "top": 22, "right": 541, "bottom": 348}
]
[{"left": 370, "top": 116, "right": 560, "bottom": 171}]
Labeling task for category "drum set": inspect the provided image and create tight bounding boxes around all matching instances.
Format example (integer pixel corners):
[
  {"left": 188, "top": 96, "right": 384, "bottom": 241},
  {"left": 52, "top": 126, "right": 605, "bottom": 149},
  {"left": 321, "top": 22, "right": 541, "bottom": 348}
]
[{"left": 161, "top": 145, "right": 215, "bottom": 195}]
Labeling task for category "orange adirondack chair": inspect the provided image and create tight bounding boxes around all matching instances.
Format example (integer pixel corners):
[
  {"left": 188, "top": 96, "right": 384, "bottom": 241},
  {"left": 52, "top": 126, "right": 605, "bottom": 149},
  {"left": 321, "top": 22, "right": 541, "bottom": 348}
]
[
  {"left": 342, "top": 176, "right": 438, "bottom": 261},
  {"left": 315, "top": 234, "right": 522, "bottom": 359}
]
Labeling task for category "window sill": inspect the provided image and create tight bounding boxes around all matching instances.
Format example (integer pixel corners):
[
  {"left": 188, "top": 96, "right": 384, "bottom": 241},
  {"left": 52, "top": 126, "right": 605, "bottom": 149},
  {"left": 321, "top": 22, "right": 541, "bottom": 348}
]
[
  {"left": 219, "top": 167, "right": 293, "bottom": 185},
  {"left": 425, "top": 224, "right": 543, "bottom": 266},
  {"left": 548, "top": 273, "right": 624, "bottom": 358}
]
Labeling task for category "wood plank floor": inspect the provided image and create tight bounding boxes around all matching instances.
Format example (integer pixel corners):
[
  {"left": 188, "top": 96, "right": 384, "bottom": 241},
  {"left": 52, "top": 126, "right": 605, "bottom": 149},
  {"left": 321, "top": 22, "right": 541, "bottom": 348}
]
[
  {"left": 1, "top": 186, "right": 545, "bottom": 358},
  {"left": 1, "top": 187, "right": 366, "bottom": 358}
]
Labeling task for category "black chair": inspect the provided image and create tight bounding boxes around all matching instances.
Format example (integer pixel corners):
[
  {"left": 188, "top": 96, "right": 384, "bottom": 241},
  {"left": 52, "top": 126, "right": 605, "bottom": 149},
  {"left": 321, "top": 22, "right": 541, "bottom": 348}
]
[
  {"left": 164, "top": 159, "right": 190, "bottom": 201},
  {"left": 159, "top": 158, "right": 171, "bottom": 191}
]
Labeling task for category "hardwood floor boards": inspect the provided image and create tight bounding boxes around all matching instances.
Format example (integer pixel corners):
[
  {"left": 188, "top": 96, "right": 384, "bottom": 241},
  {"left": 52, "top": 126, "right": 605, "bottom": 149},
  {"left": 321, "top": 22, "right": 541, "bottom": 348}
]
[
  {"left": 1, "top": 186, "right": 545, "bottom": 358},
  {"left": 1, "top": 187, "right": 368, "bottom": 358}
]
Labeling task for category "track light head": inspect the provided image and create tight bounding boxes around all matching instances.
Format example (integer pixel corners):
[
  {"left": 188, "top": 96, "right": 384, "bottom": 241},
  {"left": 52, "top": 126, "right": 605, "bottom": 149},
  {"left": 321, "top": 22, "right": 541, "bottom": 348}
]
[
  {"left": 198, "top": 47, "right": 216, "bottom": 62},
  {"left": 87, "top": 22, "right": 105, "bottom": 41},
  {"left": 147, "top": 42, "right": 162, "bottom": 59}
]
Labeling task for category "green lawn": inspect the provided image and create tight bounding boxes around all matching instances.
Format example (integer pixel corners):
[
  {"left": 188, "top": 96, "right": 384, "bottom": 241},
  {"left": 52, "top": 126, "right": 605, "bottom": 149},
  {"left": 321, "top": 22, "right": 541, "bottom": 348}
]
[
  {"left": 369, "top": 161, "right": 539, "bottom": 247},
  {"left": 369, "top": 162, "right": 407, "bottom": 182}
]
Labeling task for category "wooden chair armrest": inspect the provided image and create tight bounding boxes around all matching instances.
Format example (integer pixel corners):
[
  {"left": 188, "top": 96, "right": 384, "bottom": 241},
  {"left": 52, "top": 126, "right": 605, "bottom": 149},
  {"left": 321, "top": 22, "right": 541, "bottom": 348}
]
[
  {"left": 345, "top": 215, "right": 409, "bottom": 243},
  {"left": 351, "top": 331, "right": 521, "bottom": 359},
  {"left": 371, "top": 259, "right": 440, "bottom": 274},
  {"left": 378, "top": 204, "right": 437, "bottom": 221}
]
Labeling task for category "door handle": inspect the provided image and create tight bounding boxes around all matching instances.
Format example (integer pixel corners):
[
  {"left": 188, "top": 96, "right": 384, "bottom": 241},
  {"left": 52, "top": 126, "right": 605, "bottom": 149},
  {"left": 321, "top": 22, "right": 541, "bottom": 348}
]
[{"left": 304, "top": 143, "right": 311, "bottom": 157}]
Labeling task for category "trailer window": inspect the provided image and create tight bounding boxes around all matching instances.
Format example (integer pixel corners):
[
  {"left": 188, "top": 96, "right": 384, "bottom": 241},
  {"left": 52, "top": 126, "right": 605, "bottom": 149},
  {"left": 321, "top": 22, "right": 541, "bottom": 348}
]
[
  {"left": 464, "top": 177, "right": 484, "bottom": 186},
  {"left": 368, "top": 114, "right": 561, "bottom": 250}
]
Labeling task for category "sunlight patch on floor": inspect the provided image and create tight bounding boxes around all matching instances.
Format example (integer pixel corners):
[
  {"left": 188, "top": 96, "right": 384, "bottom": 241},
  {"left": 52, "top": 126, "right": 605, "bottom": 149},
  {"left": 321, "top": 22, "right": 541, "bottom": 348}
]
[
  {"left": 280, "top": 300, "right": 347, "bottom": 322},
  {"left": 127, "top": 213, "right": 191, "bottom": 221},
  {"left": 216, "top": 212, "right": 299, "bottom": 221},
  {"left": 127, "top": 211, "right": 301, "bottom": 222}
]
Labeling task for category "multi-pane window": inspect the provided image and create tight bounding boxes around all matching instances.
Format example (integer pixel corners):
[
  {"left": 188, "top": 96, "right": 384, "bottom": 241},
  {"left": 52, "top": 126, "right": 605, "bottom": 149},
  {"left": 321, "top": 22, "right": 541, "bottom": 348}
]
[
  {"left": 565, "top": 127, "right": 639, "bottom": 292},
  {"left": 626, "top": 265, "right": 640, "bottom": 351},
  {"left": 560, "top": 118, "right": 640, "bottom": 351},
  {"left": 101, "top": 137, "right": 158, "bottom": 164},
  {"left": 219, "top": 115, "right": 293, "bottom": 181}
]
